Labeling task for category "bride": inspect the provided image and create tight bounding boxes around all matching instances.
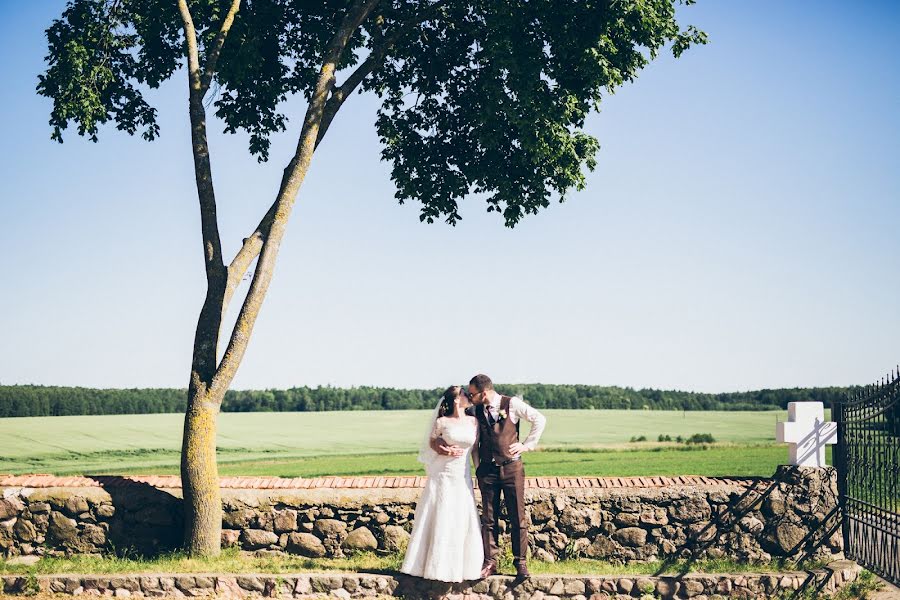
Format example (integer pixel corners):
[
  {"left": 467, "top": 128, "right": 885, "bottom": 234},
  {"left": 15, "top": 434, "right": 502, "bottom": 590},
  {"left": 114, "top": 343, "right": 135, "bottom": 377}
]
[{"left": 400, "top": 385, "right": 484, "bottom": 582}]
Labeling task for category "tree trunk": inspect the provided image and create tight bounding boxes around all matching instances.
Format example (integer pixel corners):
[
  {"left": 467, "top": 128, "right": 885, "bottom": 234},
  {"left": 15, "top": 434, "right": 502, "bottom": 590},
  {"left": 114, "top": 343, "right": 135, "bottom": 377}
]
[
  {"left": 174, "top": 0, "right": 379, "bottom": 558},
  {"left": 181, "top": 385, "right": 223, "bottom": 556},
  {"left": 181, "top": 280, "right": 226, "bottom": 556}
]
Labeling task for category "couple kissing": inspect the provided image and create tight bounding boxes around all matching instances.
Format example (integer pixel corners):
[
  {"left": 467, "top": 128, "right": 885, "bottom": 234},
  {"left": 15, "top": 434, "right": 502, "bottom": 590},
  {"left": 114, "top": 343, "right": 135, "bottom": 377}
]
[{"left": 400, "top": 374, "right": 547, "bottom": 582}]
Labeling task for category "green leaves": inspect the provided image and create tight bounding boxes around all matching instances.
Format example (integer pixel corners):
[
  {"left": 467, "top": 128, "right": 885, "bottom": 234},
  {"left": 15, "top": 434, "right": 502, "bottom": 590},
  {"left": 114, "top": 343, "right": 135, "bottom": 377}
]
[
  {"left": 370, "top": 0, "right": 706, "bottom": 226},
  {"left": 37, "top": 0, "right": 706, "bottom": 225},
  {"left": 38, "top": 0, "right": 163, "bottom": 142}
]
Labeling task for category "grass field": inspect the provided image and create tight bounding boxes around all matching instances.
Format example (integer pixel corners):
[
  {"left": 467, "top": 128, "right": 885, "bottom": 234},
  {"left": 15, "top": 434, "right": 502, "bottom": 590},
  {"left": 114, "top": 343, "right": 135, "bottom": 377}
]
[{"left": 0, "top": 410, "right": 823, "bottom": 477}]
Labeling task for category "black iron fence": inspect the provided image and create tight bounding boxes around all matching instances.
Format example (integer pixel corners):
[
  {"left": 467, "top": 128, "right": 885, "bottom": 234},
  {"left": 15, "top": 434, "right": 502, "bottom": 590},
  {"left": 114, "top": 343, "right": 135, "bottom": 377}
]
[{"left": 833, "top": 367, "right": 900, "bottom": 586}]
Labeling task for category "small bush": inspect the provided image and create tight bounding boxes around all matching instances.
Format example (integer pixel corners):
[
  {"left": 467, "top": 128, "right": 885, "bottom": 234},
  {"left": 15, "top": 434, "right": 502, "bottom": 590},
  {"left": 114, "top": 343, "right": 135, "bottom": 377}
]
[
  {"left": 629, "top": 435, "right": 647, "bottom": 443},
  {"left": 658, "top": 434, "right": 672, "bottom": 442},
  {"left": 686, "top": 433, "right": 716, "bottom": 444}
]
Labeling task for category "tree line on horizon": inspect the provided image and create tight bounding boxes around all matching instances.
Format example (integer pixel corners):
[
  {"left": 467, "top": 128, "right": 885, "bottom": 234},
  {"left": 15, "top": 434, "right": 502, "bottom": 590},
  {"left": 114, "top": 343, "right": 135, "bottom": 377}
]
[{"left": 0, "top": 384, "right": 854, "bottom": 418}]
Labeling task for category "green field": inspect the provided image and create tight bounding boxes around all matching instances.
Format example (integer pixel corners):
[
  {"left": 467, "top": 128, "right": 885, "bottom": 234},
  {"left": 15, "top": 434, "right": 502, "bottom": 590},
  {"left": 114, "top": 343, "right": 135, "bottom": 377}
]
[{"left": 0, "top": 410, "right": 821, "bottom": 477}]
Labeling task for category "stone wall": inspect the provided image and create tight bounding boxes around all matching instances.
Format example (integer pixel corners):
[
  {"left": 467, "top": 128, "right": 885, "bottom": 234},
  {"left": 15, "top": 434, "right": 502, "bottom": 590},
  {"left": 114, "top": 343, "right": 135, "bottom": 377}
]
[
  {"left": 0, "top": 562, "right": 863, "bottom": 600},
  {"left": 0, "top": 467, "right": 842, "bottom": 564}
]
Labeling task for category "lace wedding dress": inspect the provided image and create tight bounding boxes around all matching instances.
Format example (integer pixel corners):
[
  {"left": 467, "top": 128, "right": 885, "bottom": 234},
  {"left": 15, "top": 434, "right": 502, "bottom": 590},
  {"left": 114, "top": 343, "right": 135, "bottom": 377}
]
[{"left": 400, "top": 416, "right": 484, "bottom": 582}]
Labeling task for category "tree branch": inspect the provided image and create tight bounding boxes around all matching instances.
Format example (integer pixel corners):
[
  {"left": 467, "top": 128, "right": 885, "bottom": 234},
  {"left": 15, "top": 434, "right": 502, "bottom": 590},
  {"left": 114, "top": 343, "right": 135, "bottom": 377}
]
[
  {"left": 225, "top": 0, "right": 447, "bottom": 306},
  {"left": 212, "top": 0, "right": 381, "bottom": 395},
  {"left": 176, "top": 0, "right": 202, "bottom": 93},
  {"left": 179, "top": 0, "right": 228, "bottom": 390},
  {"left": 200, "top": 0, "right": 242, "bottom": 96},
  {"left": 317, "top": 0, "right": 452, "bottom": 144}
]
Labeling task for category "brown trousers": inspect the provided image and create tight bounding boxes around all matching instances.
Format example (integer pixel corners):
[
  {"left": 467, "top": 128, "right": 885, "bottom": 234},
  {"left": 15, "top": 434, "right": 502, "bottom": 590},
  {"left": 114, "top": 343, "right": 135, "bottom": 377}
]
[{"left": 477, "top": 460, "right": 528, "bottom": 566}]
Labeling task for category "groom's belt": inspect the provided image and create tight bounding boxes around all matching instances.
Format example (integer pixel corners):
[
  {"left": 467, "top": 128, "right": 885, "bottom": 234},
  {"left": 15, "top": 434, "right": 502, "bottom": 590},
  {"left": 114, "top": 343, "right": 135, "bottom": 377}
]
[{"left": 491, "top": 456, "right": 521, "bottom": 467}]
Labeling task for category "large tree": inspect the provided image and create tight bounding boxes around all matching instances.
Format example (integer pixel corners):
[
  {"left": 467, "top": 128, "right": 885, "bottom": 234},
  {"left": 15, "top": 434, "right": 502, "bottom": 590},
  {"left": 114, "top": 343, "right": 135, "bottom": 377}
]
[{"left": 38, "top": 0, "right": 706, "bottom": 556}]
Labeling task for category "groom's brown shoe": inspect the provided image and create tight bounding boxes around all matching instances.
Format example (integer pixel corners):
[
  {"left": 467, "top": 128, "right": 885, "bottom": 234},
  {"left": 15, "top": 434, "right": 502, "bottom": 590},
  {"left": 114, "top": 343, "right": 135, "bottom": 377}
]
[
  {"left": 514, "top": 563, "right": 530, "bottom": 579},
  {"left": 479, "top": 563, "right": 497, "bottom": 579}
]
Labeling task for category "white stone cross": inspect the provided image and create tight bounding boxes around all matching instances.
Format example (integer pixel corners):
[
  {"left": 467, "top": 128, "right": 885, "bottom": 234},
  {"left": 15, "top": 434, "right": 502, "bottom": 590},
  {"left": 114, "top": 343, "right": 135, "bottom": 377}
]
[{"left": 776, "top": 402, "right": 838, "bottom": 467}]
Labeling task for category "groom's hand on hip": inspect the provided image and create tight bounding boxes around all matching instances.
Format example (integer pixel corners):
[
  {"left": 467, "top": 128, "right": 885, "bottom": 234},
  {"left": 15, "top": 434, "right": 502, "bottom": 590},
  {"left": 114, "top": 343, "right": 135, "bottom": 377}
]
[{"left": 509, "top": 442, "right": 528, "bottom": 457}]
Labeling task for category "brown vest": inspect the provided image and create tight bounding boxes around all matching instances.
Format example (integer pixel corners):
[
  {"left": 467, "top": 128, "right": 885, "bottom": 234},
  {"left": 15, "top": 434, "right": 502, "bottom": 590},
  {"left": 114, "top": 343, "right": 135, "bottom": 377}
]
[{"left": 476, "top": 395, "right": 520, "bottom": 465}]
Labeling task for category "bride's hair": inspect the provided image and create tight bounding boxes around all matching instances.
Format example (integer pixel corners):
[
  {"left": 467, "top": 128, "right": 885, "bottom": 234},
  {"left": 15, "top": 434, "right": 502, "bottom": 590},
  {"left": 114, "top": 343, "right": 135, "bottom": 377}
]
[{"left": 439, "top": 385, "right": 462, "bottom": 417}]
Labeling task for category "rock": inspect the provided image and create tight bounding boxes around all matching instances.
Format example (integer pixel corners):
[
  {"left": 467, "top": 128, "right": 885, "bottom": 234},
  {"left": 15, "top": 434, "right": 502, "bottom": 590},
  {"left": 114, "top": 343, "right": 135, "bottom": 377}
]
[
  {"left": 343, "top": 527, "right": 377, "bottom": 551},
  {"left": 584, "top": 535, "right": 617, "bottom": 558},
  {"left": 240, "top": 529, "right": 278, "bottom": 549},
  {"left": 287, "top": 532, "right": 326, "bottom": 557},
  {"left": 682, "top": 579, "right": 705, "bottom": 597},
  {"left": 64, "top": 497, "right": 90, "bottom": 516},
  {"left": 613, "top": 513, "right": 639, "bottom": 527},
  {"left": 739, "top": 516, "right": 764, "bottom": 533},
  {"left": 671, "top": 498, "right": 711, "bottom": 523},
  {"left": 560, "top": 507, "right": 590, "bottom": 533},
  {"left": 613, "top": 527, "right": 647, "bottom": 547},
  {"left": 314, "top": 519, "right": 348, "bottom": 537},
  {"left": 294, "top": 578, "right": 312, "bottom": 595},
  {"left": 656, "top": 578, "right": 679, "bottom": 599},
  {"left": 273, "top": 510, "right": 298, "bottom": 533},
  {"left": 530, "top": 499, "right": 555, "bottom": 523},
  {"left": 382, "top": 525, "right": 410, "bottom": 552},
  {"left": 775, "top": 522, "right": 806, "bottom": 553},
  {"left": 96, "top": 505, "right": 115, "bottom": 518},
  {"left": 764, "top": 490, "right": 786, "bottom": 516},
  {"left": 534, "top": 547, "right": 555, "bottom": 562},
  {"left": 221, "top": 529, "right": 240, "bottom": 547},
  {"left": 114, "top": 588, "right": 131, "bottom": 598},
  {"left": 236, "top": 576, "right": 264, "bottom": 592},
  {"left": 223, "top": 508, "right": 255, "bottom": 529},
  {"left": 688, "top": 522, "right": 716, "bottom": 543},
  {"left": 548, "top": 579, "right": 565, "bottom": 595},
  {"left": 617, "top": 578, "right": 634, "bottom": 594},
  {"left": 28, "top": 502, "right": 50, "bottom": 514},
  {"left": 0, "top": 498, "right": 24, "bottom": 520},
  {"left": 636, "top": 577, "right": 655, "bottom": 595},
  {"left": 13, "top": 519, "right": 37, "bottom": 542},
  {"left": 640, "top": 508, "right": 668, "bottom": 526},
  {"left": 81, "top": 523, "right": 106, "bottom": 546},
  {"left": 5, "top": 555, "right": 40, "bottom": 566},
  {"left": 564, "top": 580, "right": 586, "bottom": 594},
  {"left": 570, "top": 537, "right": 591, "bottom": 557},
  {"left": 47, "top": 511, "right": 79, "bottom": 545}
]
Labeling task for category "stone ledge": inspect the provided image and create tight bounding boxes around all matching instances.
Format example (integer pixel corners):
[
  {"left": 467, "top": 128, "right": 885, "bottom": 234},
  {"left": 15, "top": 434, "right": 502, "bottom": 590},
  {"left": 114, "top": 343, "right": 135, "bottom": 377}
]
[{"left": 0, "top": 561, "right": 862, "bottom": 599}]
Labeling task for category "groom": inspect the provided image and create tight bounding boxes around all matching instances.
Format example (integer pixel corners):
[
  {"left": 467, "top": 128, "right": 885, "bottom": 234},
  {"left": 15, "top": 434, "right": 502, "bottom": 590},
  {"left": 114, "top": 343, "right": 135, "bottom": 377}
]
[{"left": 467, "top": 374, "right": 547, "bottom": 579}]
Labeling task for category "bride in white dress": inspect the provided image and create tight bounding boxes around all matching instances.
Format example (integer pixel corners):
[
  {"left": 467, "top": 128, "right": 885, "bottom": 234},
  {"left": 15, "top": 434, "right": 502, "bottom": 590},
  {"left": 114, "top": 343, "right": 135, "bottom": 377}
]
[{"left": 400, "top": 385, "right": 484, "bottom": 582}]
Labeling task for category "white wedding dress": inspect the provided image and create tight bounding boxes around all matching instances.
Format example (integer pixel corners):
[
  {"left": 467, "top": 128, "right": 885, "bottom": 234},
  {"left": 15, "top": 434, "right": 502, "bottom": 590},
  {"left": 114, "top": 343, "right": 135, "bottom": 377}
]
[{"left": 400, "top": 416, "right": 484, "bottom": 582}]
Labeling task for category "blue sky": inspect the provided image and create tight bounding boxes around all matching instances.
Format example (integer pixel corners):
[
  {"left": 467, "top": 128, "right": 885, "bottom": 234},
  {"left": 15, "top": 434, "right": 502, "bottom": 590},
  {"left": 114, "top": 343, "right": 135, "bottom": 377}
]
[{"left": 1, "top": 1, "right": 898, "bottom": 392}]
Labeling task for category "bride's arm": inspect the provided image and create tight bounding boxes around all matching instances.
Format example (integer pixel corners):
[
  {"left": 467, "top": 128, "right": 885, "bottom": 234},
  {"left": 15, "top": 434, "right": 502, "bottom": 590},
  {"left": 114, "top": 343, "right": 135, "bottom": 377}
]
[{"left": 428, "top": 418, "right": 443, "bottom": 453}]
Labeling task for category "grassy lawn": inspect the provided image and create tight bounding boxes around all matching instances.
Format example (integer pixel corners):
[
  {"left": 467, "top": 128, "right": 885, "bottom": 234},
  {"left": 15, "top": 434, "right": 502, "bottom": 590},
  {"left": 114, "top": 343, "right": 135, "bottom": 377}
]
[
  {"left": 0, "top": 547, "right": 827, "bottom": 577},
  {"left": 0, "top": 410, "right": 817, "bottom": 477}
]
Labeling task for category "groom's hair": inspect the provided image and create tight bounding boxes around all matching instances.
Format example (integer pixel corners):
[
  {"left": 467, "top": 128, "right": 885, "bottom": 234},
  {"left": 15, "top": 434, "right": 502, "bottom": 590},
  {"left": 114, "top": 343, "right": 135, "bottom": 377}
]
[{"left": 469, "top": 374, "right": 494, "bottom": 392}]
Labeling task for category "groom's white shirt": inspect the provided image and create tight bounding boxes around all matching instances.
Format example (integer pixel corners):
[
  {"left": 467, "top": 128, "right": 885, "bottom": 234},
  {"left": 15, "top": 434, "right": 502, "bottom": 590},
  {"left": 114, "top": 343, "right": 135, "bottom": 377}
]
[{"left": 486, "top": 393, "right": 547, "bottom": 451}]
